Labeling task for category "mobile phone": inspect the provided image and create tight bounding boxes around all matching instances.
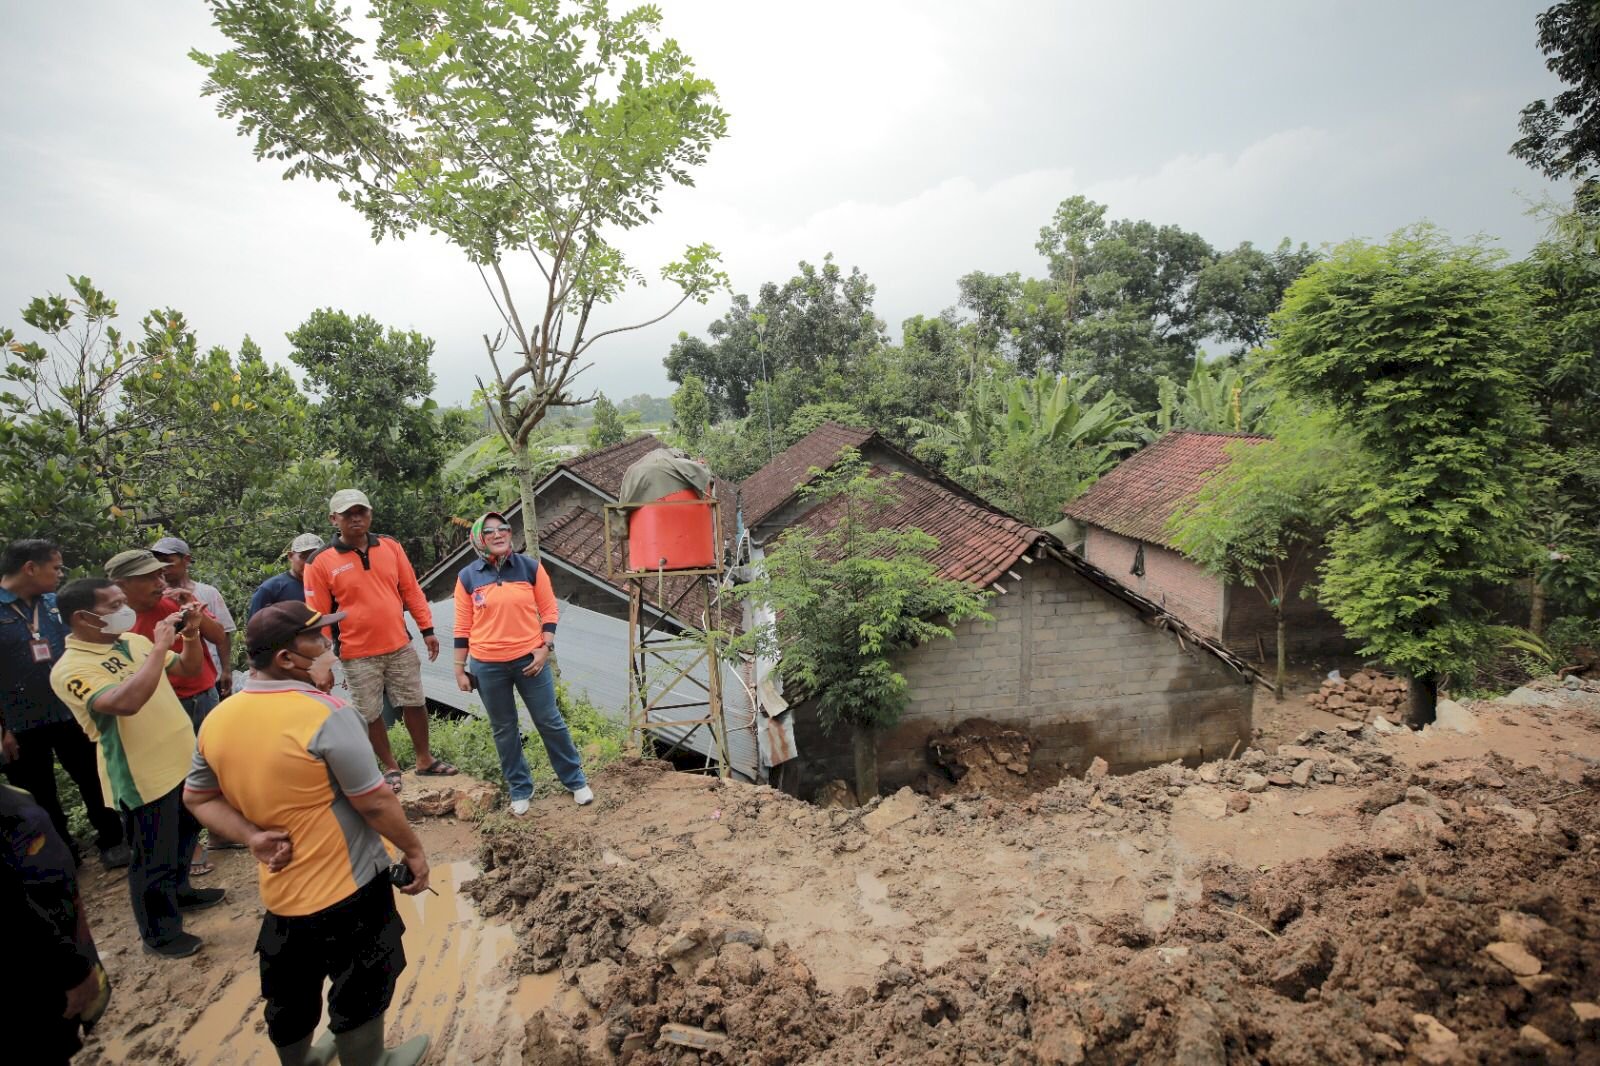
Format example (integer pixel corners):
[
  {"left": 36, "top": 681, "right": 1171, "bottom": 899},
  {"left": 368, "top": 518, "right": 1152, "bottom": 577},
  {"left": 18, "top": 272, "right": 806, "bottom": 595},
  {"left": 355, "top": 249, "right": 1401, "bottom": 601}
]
[{"left": 173, "top": 616, "right": 188, "bottom": 633}]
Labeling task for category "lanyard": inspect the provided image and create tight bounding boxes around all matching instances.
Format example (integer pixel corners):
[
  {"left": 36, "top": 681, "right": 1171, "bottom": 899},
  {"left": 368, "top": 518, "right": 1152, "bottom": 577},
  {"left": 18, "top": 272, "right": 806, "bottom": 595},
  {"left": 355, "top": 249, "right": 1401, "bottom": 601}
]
[{"left": 7, "top": 596, "right": 41, "bottom": 638}]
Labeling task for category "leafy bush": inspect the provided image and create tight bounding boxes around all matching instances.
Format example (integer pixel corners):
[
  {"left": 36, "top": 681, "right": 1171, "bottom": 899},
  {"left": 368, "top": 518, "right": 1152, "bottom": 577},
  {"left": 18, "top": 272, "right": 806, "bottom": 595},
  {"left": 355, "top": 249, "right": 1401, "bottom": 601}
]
[
  {"left": 1546, "top": 615, "right": 1600, "bottom": 666},
  {"left": 388, "top": 680, "right": 626, "bottom": 796}
]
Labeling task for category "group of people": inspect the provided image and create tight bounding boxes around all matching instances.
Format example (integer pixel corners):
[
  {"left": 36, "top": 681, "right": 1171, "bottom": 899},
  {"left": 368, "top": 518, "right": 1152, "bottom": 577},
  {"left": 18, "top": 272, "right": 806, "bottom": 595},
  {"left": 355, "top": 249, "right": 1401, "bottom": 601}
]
[{"left": 1, "top": 488, "right": 595, "bottom": 1065}]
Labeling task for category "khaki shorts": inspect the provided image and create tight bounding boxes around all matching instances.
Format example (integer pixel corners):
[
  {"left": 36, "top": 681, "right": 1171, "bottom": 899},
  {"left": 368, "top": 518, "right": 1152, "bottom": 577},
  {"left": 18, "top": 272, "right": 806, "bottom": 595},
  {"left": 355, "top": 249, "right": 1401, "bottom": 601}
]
[{"left": 342, "top": 646, "right": 425, "bottom": 723}]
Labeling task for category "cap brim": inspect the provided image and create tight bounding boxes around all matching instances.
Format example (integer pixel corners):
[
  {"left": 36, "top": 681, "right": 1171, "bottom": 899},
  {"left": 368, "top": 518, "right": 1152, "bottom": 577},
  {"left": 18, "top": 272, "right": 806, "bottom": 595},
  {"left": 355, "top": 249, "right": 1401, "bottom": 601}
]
[
  {"left": 118, "top": 560, "right": 169, "bottom": 577},
  {"left": 308, "top": 610, "right": 346, "bottom": 631}
]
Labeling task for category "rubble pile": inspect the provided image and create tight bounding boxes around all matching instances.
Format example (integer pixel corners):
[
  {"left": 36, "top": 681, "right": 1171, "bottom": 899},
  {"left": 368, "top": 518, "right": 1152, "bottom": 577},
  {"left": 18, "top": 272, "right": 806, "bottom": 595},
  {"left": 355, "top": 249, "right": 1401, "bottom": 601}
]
[{"left": 1307, "top": 668, "right": 1408, "bottom": 722}]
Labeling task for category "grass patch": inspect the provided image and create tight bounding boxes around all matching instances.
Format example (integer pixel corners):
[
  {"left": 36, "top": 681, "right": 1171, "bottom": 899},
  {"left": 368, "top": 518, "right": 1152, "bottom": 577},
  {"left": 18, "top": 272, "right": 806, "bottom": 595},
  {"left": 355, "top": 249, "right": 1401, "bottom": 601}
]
[{"left": 388, "top": 679, "right": 626, "bottom": 796}]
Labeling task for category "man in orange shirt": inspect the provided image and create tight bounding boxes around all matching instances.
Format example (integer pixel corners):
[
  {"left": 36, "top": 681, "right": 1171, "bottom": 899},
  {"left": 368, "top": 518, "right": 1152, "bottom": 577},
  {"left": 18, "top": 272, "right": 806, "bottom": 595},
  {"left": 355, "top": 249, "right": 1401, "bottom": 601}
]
[
  {"left": 303, "top": 490, "right": 454, "bottom": 793},
  {"left": 185, "top": 602, "right": 431, "bottom": 1066}
]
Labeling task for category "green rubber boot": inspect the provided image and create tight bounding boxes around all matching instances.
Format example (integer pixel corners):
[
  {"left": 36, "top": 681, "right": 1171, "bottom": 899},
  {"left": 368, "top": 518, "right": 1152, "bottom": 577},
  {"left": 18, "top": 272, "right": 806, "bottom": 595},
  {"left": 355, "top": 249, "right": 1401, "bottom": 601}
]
[
  {"left": 273, "top": 1031, "right": 336, "bottom": 1066},
  {"left": 333, "top": 1017, "right": 431, "bottom": 1066}
]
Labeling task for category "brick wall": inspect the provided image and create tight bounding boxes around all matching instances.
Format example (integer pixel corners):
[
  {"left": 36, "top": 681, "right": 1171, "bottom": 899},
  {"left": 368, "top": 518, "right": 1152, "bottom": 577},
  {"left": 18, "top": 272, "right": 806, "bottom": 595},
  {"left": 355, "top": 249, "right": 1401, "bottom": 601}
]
[
  {"left": 1081, "top": 527, "right": 1224, "bottom": 640},
  {"left": 791, "top": 556, "right": 1254, "bottom": 794},
  {"left": 1220, "top": 564, "right": 1354, "bottom": 661}
]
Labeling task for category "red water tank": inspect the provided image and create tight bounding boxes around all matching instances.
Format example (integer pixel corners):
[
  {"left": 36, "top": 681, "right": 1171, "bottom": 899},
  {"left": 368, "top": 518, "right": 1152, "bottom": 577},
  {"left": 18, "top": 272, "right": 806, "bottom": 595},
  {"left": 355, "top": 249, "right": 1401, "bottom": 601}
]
[{"left": 627, "top": 489, "right": 717, "bottom": 571}]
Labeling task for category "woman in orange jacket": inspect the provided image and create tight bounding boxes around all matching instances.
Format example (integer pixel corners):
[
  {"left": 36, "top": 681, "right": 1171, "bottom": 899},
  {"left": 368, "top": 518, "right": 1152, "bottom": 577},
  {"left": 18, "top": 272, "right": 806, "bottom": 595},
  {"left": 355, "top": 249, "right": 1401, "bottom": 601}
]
[{"left": 453, "top": 513, "right": 593, "bottom": 815}]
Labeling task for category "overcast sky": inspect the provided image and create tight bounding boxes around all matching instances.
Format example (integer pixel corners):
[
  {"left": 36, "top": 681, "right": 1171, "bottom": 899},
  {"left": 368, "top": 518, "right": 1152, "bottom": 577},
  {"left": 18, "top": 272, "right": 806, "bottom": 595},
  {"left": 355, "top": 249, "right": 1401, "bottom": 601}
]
[{"left": 0, "top": 2, "right": 1568, "bottom": 407}]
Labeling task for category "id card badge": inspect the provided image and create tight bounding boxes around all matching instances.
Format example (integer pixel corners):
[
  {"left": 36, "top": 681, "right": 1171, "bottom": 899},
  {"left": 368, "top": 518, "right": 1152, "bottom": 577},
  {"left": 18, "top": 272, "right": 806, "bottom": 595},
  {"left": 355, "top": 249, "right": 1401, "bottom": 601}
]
[{"left": 28, "top": 638, "right": 52, "bottom": 663}]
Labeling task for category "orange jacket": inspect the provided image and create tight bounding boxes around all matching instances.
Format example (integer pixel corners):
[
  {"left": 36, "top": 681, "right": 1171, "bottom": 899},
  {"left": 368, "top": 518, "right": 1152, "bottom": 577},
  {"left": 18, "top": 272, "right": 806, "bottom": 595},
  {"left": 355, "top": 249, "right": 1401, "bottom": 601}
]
[
  {"left": 453, "top": 553, "right": 558, "bottom": 664},
  {"left": 304, "top": 535, "right": 433, "bottom": 660}
]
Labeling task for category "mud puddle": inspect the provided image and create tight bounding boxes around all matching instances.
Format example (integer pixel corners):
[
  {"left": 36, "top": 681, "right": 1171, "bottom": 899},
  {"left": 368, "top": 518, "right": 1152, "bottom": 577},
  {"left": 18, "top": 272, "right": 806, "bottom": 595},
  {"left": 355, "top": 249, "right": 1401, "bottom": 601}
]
[{"left": 102, "top": 862, "right": 543, "bottom": 1066}]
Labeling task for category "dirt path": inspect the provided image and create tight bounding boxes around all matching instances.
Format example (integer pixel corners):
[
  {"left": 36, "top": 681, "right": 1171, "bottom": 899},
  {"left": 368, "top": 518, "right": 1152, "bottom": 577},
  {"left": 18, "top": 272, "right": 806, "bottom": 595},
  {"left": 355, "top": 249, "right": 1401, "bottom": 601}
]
[
  {"left": 73, "top": 783, "right": 548, "bottom": 1065},
  {"left": 71, "top": 678, "right": 1600, "bottom": 1064}
]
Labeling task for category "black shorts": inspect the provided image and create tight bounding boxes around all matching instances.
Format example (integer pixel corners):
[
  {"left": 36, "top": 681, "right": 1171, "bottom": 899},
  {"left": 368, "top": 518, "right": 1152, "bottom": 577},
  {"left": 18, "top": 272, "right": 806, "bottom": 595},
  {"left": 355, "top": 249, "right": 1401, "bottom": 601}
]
[{"left": 256, "top": 874, "right": 406, "bottom": 1046}]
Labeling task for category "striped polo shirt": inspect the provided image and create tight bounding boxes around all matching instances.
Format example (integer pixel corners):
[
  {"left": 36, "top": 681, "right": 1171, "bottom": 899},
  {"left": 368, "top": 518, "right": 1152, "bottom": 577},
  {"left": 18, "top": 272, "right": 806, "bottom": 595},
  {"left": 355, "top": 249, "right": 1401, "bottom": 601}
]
[
  {"left": 185, "top": 678, "right": 390, "bottom": 917},
  {"left": 49, "top": 634, "right": 196, "bottom": 810}
]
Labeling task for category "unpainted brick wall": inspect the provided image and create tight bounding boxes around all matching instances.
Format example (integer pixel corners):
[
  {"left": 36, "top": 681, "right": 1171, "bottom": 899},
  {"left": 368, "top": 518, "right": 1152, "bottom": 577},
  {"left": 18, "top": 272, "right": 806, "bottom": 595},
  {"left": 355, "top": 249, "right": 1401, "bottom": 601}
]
[
  {"left": 791, "top": 556, "right": 1254, "bottom": 794},
  {"left": 1221, "top": 578, "right": 1353, "bottom": 661},
  {"left": 1080, "top": 527, "right": 1223, "bottom": 640}
]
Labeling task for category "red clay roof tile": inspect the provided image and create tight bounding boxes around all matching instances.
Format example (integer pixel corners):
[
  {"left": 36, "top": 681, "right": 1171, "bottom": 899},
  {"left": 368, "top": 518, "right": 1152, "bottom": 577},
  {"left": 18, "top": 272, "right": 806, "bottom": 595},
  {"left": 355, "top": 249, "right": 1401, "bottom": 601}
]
[{"left": 1061, "top": 431, "right": 1270, "bottom": 549}]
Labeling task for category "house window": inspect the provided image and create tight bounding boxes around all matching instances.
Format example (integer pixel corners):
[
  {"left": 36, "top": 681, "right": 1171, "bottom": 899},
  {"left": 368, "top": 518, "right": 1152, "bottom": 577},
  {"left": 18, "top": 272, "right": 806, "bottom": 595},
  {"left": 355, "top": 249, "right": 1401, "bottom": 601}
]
[{"left": 1130, "top": 544, "right": 1145, "bottom": 577}]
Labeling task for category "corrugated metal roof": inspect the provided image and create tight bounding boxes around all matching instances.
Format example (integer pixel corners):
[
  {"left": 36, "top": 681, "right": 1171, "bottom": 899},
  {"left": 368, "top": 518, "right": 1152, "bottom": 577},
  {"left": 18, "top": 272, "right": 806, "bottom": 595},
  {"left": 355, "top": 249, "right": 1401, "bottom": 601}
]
[{"left": 1061, "top": 431, "right": 1270, "bottom": 549}]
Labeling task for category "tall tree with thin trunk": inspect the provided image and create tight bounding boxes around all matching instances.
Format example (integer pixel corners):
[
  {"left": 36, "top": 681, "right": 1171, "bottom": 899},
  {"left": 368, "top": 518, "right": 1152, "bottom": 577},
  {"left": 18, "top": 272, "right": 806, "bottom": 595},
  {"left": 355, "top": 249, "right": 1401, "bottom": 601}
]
[
  {"left": 1268, "top": 227, "right": 1540, "bottom": 725},
  {"left": 193, "top": 0, "right": 729, "bottom": 550}
]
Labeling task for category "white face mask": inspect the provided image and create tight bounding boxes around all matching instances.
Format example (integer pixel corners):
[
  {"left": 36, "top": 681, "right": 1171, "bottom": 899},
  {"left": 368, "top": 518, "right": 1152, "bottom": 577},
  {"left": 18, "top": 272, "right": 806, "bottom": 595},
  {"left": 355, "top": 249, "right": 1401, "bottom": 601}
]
[{"left": 91, "top": 605, "right": 137, "bottom": 635}]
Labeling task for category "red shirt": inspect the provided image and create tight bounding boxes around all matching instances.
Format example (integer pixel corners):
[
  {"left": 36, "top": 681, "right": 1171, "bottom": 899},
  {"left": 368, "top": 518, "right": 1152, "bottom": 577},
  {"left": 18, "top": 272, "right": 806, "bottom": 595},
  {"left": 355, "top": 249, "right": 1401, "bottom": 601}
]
[{"left": 132, "top": 597, "right": 219, "bottom": 700}]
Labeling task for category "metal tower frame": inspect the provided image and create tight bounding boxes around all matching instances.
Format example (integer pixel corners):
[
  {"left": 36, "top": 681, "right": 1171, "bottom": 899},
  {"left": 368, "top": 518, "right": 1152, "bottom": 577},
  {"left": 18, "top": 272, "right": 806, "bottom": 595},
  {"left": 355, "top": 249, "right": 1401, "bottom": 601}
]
[{"left": 602, "top": 497, "right": 731, "bottom": 777}]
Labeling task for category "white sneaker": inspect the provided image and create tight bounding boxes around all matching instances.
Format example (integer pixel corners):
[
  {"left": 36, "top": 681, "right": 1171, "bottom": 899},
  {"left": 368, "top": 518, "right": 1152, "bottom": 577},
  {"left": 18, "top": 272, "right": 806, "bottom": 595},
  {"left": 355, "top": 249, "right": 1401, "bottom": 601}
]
[
  {"left": 510, "top": 798, "right": 530, "bottom": 816},
  {"left": 572, "top": 786, "right": 594, "bottom": 806}
]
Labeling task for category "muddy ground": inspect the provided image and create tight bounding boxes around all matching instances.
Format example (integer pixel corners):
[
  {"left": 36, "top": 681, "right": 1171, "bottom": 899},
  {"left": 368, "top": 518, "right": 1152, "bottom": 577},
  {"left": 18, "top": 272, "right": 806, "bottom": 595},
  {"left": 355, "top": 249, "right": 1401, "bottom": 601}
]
[{"left": 71, "top": 678, "right": 1600, "bottom": 1064}]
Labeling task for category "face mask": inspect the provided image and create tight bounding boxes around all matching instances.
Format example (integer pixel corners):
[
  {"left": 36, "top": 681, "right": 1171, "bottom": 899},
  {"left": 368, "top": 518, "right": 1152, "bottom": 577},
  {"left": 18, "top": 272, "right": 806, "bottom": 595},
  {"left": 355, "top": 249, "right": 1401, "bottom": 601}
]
[{"left": 91, "top": 605, "right": 137, "bottom": 635}]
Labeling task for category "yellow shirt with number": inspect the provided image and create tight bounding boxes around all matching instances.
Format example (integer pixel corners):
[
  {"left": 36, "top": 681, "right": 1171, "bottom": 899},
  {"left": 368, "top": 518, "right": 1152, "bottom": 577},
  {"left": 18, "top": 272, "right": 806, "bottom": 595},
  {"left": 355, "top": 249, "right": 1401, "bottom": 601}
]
[{"left": 50, "top": 633, "right": 196, "bottom": 810}]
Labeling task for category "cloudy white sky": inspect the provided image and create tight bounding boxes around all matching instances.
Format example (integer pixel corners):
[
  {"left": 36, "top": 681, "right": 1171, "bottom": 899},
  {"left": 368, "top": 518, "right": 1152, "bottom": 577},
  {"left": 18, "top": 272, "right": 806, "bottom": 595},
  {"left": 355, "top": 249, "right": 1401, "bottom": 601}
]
[{"left": 0, "top": 2, "right": 1568, "bottom": 407}]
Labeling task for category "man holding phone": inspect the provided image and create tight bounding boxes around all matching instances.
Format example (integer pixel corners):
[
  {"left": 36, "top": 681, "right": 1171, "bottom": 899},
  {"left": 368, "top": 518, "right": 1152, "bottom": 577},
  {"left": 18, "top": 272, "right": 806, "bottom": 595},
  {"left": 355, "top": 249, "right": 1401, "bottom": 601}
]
[
  {"left": 105, "top": 550, "right": 224, "bottom": 730},
  {"left": 50, "top": 576, "right": 224, "bottom": 959}
]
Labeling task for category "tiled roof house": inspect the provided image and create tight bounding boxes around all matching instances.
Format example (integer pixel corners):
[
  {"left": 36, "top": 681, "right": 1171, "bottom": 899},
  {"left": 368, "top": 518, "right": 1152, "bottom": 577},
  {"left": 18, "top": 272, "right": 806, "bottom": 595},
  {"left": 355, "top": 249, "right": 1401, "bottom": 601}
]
[
  {"left": 742, "top": 424, "right": 1257, "bottom": 794},
  {"left": 1062, "top": 431, "right": 1349, "bottom": 660}
]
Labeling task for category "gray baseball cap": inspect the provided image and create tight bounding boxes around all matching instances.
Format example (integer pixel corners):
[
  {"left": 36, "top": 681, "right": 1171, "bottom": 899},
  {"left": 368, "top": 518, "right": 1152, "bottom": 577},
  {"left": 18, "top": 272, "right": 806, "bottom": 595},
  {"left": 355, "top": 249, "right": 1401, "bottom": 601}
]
[
  {"left": 288, "top": 533, "right": 326, "bottom": 555},
  {"left": 329, "top": 488, "right": 371, "bottom": 514},
  {"left": 149, "top": 536, "right": 191, "bottom": 556}
]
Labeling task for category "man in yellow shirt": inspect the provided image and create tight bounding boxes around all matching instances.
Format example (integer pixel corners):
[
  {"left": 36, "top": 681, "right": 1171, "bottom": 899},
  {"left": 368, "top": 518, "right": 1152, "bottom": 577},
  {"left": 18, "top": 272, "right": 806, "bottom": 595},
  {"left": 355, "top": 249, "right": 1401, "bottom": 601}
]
[
  {"left": 185, "top": 602, "right": 431, "bottom": 1066},
  {"left": 50, "top": 577, "right": 225, "bottom": 959}
]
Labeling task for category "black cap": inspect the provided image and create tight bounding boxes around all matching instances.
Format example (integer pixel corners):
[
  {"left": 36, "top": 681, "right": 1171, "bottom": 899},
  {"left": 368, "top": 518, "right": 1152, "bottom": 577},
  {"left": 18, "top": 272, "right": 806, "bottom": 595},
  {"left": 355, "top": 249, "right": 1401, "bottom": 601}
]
[{"left": 246, "top": 602, "right": 345, "bottom": 658}]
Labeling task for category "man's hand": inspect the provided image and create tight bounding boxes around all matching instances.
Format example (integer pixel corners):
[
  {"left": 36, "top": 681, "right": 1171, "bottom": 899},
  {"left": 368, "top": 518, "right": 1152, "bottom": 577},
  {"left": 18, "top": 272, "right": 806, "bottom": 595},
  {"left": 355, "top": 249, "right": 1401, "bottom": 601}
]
[
  {"left": 310, "top": 653, "right": 336, "bottom": 693},
  {"left": 249, "top": 829, "right": 293, "bottom": 872},
  {"left": 1, "top": 729, "right": 18, "bottom": 763},
  {"left": 217, "top": 674, "right": 233, "bottom": 698},
  {"left": 455, "top": 666, "right": 473, "bottom": 692},
  {"left": 152, "top": 613, "right": 184, "bottom": 653},
  {"left": 423, "top": 634, "right": 440, "bottom": 662},
  {"left": 522, "top": 646, "right": 549, "bottom": 677},
  {"left": 398, "top": 850, "right": 429, "bottom": 895},
  {"left": 62, "top": 966, "right": 101, "bottom": 1019},
  {"left": 165, "top": 586, "right": 198, "bottom": 609}
]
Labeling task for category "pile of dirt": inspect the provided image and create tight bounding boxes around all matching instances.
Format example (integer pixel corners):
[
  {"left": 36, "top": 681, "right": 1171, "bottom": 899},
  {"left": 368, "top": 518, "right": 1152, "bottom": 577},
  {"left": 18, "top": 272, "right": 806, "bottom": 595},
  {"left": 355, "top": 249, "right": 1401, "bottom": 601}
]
[
  {"left": 924, "top": 717, "right": 1039, "bottom": 798},
  {"left": 490, "top": 766, "right": 1600, "bottom": 1064},
  {"left": 1307, "top": 668, "right": 1408, "bottom": 723}
]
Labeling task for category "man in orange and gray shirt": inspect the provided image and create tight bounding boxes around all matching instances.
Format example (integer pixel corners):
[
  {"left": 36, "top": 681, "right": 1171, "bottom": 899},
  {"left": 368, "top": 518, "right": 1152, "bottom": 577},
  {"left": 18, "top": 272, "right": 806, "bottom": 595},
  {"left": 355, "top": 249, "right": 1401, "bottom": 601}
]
[
  {"left": 185, "top": 602, "right": 431, "bottom": 1066},
  {"left": 303, "top": 490, "right": 455, "bottom": 792}
]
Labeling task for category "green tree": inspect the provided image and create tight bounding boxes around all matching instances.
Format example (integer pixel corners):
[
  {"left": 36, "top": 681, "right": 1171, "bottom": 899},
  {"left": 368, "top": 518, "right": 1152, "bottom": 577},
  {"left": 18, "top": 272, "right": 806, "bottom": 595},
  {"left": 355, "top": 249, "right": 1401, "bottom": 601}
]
[
  {"left": 1168, "top": 413, "right": 1350, "bottom": 698},
  {"left": 0, "top": 277, "right": 340, "bottom": 614},
  {"left": 669, "top": 373, "right": 712, "bottom": 450},
  {"left": 1512, "top": 1, "right": 1600, "bottom": 192},
  {"left": 195, "top": 0, "right": 730, "bottom": 552},
  {"left": 1192, "top": 239, "right": 1321, "bottom": 354},
  {"left": 587, "top": 393, "right": 627, "bottom": 450},
  {"left": 1154, "top": 358, "right": 1273, "bottom": 435},
  {"left": 1269, "top": 228, "right": 1541, "bottom": 722},
  {"left": 737, "top": 454, "right": 991, "bottom": 798},
  {"left": 286, "top": 309, "right": 463, "bottom": 566},
  {"left": 905, "top": 370, "right": 1144, "bottom": 522},
  {"left": 665, "top": 256, "right": 886, "bottom": 419}
]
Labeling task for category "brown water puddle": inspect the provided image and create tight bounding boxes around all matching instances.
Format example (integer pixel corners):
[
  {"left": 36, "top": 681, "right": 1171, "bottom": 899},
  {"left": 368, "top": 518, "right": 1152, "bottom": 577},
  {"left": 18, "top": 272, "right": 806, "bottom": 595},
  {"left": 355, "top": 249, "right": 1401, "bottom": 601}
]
[{"left": 110, "top": 862, "right": 551, "bottom": 1065}]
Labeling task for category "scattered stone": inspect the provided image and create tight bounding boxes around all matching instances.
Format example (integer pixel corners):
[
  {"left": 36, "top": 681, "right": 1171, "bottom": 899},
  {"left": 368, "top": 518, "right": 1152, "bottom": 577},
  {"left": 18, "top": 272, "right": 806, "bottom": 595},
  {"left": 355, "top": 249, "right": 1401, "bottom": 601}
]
[
  {"left": 1188, "top": 792, "right": 1228, "bottom": 820},
  {"left": 1241, "top": 748, "right": 1268, "bottom": 767},
  {"left": 718, "top": 922, "right": 765, "bottom": 949},
  {"left": 1371, "top": 802, "right": 1448, "bottom": 851},
  {"left": 1497, "top": 911, "right": 1551, "bottom": 943},
  {"left": 1472, "top": 767, "right": 1507, "bottom": 789},
  {"left": 400, "top": 773, "right": 499, "bottom": 820},
  {"left": 1267, "top": 772, "right": 1293, "bottom": 787},
  {"left": 1572, "top": 1002, "right": 1600, "bottom": 1024},
  {"left": 1412, "top": 1012, "right": 1458, "bottom": 1045},
  {"left": 1269, "top": 938, "right": 1336, "bottom": 1000},
  {"left": 1565, "top": 674, "right": 1583, "bottom": 691},
  {"left": 1291, "top": 761, "right": 1313, "bottom": 787},
  {"left": 1226, "top": 792, "right": 1251, "bottom": 814},
  {"left": 1276, "top": 745, "right": 1318, "bottom": 762},
  {"left": 1197, "top": 763, "right": 1222, "bottom": 784},
  {"left": 1372, "top": 716, "right": 1399, "bottom": 734},
  {"left": 1517, "top": 974, "right": 1559, "bottom": 993},
  {"left": 1502, "top": 686, "right": 1558, "bottom": 708},
  {"left": 1405, "top": 786, "right": 1438, "bottom": 808},
  {"left": 1518, "top": 1025, "right": 1557, "bottom": 1050},
  {"left": 1328, "top": 757, "right": 1360, "bottom": 776},
  {"left": 1483, "top": 941, "right": 1542, "bottom": 977},
  {"left": 861, "top": 788, "right": 922, "bottom": 836},
  {"left": 1086, "top": 756, "right": 1109, "bottom": 780},
  {"left": 1242, "top": 773, "right": 1269, "bottom": 794},
  {"left": 1434, "top": 699, "right": 1479, "bottom": 734},
  {"left": 814, "top": 779, "right": 858, "bottom": 809},
  {"left": 658, "top": 1024, "right": 728, "bottom": 1052},
  {"left": 574, "top": 960, "right": 616, "bottom": 1007},
  {"left": 1551, "top": 754, "right": 1591, "bottom": 785},
  {"left": 657, "top": 923, "right": 708, "bottom": 961},
  {"left": 1336, "top": 720, "right": 1365, "bottom": 734},
  {"left": 1489, "top": 804, "right": 1538, "bottom": 833}
]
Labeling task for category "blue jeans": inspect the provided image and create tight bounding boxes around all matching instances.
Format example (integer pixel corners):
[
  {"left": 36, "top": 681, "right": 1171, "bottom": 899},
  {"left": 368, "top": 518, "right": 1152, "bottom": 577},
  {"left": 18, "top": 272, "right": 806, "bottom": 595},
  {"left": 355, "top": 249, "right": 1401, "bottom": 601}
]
[
  {"left": 473, "top": 656, "right": 586, "bottom": 799},
  {"left": 180, "top": 685, "right": 219, "bottom": 731}
]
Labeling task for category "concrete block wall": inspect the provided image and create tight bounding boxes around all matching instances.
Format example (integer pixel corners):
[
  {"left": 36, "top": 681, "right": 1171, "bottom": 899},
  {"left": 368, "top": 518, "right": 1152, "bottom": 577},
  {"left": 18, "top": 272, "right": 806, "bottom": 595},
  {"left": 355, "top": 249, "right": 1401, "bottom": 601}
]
[
  {"left": 1081, "top": 527, "right": 1224, "bottom": 640},
  {"left": 791, "top": 556, "right": 1254, "bottom": 794}
]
